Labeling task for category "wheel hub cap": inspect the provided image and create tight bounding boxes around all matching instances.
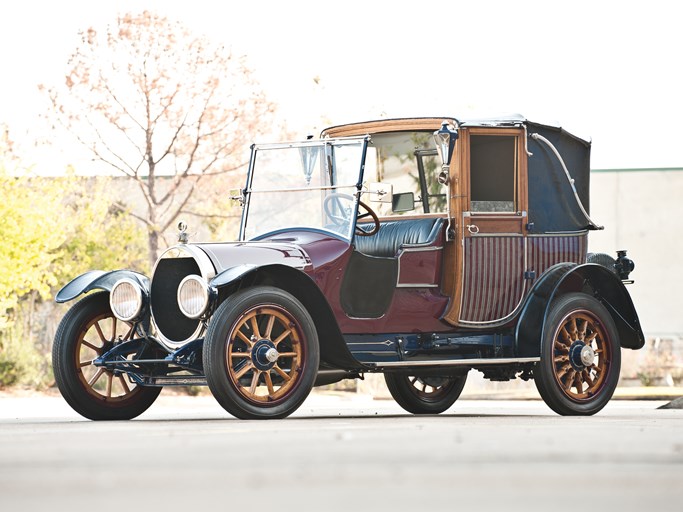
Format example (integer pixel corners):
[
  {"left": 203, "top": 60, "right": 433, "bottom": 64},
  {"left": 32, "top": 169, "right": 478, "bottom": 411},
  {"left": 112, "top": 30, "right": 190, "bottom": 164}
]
[
  {"left": 569, "top": 340, "right": 595, "bottom": 370},
  {"left": 252, "top": 339, "right": 278, "bottom": 370},
  {"left": 580, "top": 345, "right": 596, "bottom": 366}
]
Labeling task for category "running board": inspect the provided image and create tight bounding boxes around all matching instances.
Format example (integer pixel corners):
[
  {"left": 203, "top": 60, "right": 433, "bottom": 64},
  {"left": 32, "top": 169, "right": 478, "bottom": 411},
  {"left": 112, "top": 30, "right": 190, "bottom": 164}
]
[
  {"left": 366, "top": 357, "right": 540, "bottom": 368},
  {"left": 143, "top": 376, "right": 207, "bottom": 387}
]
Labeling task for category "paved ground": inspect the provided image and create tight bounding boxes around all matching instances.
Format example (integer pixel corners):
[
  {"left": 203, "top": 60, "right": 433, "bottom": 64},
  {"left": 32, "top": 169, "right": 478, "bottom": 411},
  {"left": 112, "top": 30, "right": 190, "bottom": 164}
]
[{"left": 1, "top": 392, "right": 682, "bottom": 512}]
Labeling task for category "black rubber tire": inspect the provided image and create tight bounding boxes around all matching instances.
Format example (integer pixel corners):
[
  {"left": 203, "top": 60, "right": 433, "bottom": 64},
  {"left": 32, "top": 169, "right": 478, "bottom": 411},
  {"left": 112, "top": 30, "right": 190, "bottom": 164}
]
[
  {"left": 534, "top": 292, "right": 621, "bottom": 416},
  {"left": 586, "top": 253, "right": 617, "bottom": 274},
  {"left": 203, "top": 286, "right": 319, "bottom": 419},
  {"left": 384, "top": 372, "right": 468, "bottom": 414},
  {"left": 52, "top": 292, "right": 161, "bottom": 420}
]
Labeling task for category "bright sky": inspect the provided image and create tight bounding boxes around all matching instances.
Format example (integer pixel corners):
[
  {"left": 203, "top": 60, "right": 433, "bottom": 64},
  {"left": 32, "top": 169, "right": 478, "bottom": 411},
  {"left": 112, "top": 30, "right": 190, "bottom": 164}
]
[{"left": 1, "top": 0, "right": 681, "bottom": 171}]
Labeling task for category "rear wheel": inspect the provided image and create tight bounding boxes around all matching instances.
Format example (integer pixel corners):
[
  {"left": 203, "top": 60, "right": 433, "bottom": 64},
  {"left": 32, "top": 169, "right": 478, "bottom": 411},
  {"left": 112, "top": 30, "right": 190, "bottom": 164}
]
[
  {"left": 384, "top": 373, "right": 468, "bottom": 414},
  {"left": 52, "top": 292, "right": 161, "bottom": 420},
  {"left": 534, "top": 293, "right": 620, "bottom": 416},
  {"left": 203, "top": 286, "right": 319, "bottom": 419}
]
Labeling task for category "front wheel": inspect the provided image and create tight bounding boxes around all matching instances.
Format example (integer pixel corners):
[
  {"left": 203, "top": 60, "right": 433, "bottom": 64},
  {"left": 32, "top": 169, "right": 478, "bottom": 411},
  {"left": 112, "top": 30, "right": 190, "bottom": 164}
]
[
  {"left": 203, "top": 286, "right": 320, "bottom": 419},
  {"left": 52, "top": 292, "right": 161, "bottom": 420},
  {"left": 534, "top": 293, "right": 621, "bottom": 416},
  {"left": 384, "top": 373, "right": 468, "bottom": 414}
]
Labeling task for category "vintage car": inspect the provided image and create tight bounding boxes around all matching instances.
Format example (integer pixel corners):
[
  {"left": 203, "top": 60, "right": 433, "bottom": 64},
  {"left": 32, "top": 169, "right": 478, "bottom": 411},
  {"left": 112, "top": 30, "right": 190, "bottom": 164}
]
[{"left": 52, "top": 115, "right": 644, "bottom": 420}]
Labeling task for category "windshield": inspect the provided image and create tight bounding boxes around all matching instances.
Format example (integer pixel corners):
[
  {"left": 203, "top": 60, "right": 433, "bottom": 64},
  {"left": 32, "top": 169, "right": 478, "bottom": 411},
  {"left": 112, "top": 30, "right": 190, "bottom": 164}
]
[{"left": 241, "top": 137, "right": 367, "bottom": 241}]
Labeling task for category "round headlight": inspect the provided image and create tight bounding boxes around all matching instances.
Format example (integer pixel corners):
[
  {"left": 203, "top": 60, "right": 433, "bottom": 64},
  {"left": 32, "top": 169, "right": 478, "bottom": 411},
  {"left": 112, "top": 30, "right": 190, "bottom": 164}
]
[
  {"left": 110, "top": 278, "right": 144, "bottom": 322},
  {"left": 177, "top": 275, "right": 210, "bottom": 319}
]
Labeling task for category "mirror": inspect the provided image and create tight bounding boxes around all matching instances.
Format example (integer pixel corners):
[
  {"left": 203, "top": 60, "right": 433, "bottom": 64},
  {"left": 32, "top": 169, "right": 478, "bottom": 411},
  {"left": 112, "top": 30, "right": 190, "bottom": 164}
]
[
  {"left": 392, "top": 192, "right": 415, "bottom": 213},
  {"left": 367, "top": 182, "right": 393, "bottom": 203}
]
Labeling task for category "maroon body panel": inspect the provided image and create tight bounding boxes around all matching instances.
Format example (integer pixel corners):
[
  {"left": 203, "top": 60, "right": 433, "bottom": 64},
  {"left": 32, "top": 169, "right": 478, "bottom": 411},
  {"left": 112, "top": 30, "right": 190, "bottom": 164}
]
[
  {"left": 459, "top": 233, "right": 588, "bottom": 325},
  {"left": 397, "top": 248, "right": 442, "bottom": 286},
  {"left": 460, "top": 236, "right": 526, "bottom": 323},
  {"left": 527, "top": 233, "right": 588, "bottom": 273},
  {"left": 198, "top": 227, "right": 588, "bottom": 336},
  {"left": 251, "top": 229, "right": 452, "bottom": 334}
]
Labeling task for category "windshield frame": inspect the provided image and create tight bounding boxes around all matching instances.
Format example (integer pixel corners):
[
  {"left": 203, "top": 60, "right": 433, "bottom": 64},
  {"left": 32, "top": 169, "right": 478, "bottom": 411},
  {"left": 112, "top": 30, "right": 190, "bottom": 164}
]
[{"left": 239, "top": 136, "right": 369, "bottom": 242}]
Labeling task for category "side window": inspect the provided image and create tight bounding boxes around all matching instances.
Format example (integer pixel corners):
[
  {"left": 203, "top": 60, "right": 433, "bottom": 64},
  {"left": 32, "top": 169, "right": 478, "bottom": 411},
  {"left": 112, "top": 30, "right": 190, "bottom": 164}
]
[
  {"left": 364, "top": 132, "right": 447, "bottom": 217},
  {"left": 470, "top": 135, "right": 517, "bottom": 213}
]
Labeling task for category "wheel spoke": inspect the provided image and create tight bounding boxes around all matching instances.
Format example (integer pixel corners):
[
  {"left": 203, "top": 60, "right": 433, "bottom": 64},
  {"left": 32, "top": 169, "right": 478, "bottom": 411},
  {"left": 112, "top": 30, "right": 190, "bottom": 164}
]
[
  {"left": 273, "top": 329, "right": 292, "bottom": 347},
  {"left": 234, "top": 361, "right": 255, "bottom": 380},
  {"left": 577, "top": 319, "right": 587, "bottom": 342},
  {"left": 554, "top": 354, "right": 569, "bottom": 364},
  {"left": 264, "top": 371, "right": 276, "bottom": 396},
  {"left": 556, "top": 363, "right": 572, "bottom": 380},
  {"left": 582, "top": 370, "right": 594, "bottom": 388},
  {"left": 273, "top": 364, "right": 291, "bottom": 382},
  {"left": 236, "top": 329, "right": 254, "bottom": 347},
  {"left": 117, "top": 375, "right": 131, "bottom": 394},
  {"left": 249, "top": 315, "right": 261, "bottom": 339},
  {"left": 569, "top": 317, "right": 578, "bottom": 339},
  {"left": 111, "top": 317, "right": 117, "bottom": 338},
  {"left": 249, "top": 371, "right": 261, "bottom": 395},
  {"left": 88, "top": 368, "right": 105, "bottom": 387},
  {"left": 590, "top": 364, "right": 602, "bottom": 375},
  {"left": 584, "top": 331, "right": 598, "bottom": 344},
  {"left": 559, "top": 327, "right": 572, "bottom": 345},
  {"left": 81, "top": 339, "right": 102, "bottom": 353},
  {"left": 563, "top": 370, "right": 576, "bottom": 391},
  {"left": 94, "top": 321, "right": 108, "bottom": 344},
  {"left": 574, "top": 372, "right": 583, "bottom": 394},
  {"left": 264, "top": 315, "right": 276, "bottom": 340},
  {"left": 277, "top": 352, "right": 298, "bottom": 358},
  {"left": 106, "top": 373, "right": 113, "bottom": 398},
  {"left": 230, "top": 352, "right": 251, "bottom": 358}
]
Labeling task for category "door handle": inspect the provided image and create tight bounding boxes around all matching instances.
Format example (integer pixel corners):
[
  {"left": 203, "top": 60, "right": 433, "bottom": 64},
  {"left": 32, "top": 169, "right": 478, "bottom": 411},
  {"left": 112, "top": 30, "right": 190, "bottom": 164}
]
[{"left": 467, "top": 224, "right": 480, "bottom": 235}]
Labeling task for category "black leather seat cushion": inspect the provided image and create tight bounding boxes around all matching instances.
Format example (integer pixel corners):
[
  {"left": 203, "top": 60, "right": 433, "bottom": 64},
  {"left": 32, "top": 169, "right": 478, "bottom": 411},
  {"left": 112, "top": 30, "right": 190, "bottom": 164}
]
[{"left": 355, "top": 218, "right": 444, "bottom": 257}]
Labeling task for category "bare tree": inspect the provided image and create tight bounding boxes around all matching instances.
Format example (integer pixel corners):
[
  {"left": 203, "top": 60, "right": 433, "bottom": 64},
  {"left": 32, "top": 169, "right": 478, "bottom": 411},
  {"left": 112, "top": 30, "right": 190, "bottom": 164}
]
[{"left": 44, "top": 11, "right": 276, "bottom": 268}]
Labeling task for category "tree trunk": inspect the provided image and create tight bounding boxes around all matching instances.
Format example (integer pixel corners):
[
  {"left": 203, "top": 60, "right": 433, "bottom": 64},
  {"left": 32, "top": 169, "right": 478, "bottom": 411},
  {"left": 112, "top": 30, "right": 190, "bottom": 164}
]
[{"left": 147, "top": 228, "right": 160, "bottom": 272}]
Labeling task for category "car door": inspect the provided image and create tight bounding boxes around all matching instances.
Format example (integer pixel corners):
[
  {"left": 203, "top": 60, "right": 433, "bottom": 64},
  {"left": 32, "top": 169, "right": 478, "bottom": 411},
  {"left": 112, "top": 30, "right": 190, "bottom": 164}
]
[{"left": 457, "top": 128, "right": 529, "bottom": 326}]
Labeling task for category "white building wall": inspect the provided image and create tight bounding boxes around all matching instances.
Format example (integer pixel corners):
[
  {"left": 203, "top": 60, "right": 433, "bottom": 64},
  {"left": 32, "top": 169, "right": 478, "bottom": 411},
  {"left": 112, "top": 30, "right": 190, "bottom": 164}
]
[{"left": 589, "top": 169, "right": 683, "bottom": 337}]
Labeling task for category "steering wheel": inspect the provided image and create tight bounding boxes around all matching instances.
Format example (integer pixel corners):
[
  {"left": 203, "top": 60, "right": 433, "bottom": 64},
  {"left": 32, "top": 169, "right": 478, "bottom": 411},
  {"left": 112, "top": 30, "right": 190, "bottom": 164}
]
[{"left": 323, "top": 193, "right": 380, "bottom": 237}]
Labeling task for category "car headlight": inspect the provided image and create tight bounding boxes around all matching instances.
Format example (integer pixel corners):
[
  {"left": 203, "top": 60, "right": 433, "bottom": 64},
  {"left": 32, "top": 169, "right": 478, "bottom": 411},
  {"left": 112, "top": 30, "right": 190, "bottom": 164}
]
[
  {"left": 177, "top": 275, "right": 211, "bottom": 319},
  {"left": 109, "top": 278, "right": 145, "bottom": 322}
]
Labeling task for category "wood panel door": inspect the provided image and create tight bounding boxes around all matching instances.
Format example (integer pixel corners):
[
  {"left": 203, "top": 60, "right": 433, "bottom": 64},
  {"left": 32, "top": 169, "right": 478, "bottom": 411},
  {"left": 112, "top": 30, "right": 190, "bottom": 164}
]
[{"left": 456, "top": 128, "right": 529, "bottom": 326}]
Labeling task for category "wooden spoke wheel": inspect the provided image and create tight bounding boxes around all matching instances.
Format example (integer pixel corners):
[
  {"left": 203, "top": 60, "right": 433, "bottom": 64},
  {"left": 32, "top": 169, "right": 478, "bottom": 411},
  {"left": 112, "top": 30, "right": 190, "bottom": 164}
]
[
  {"left": 52, "top": 292, "right": 161, "bottom": 420},
  {"left": 76, "top": 312, "right": 137, "bottom": 402},
  {"left": 551, "top": 310, "right": 612, "bottom": 401},
  {"left": 204, "top": 286, "right": 319, "bottom": 419},
  {"left": 384, "top": 373, "right": 468, "bottom": 415},
  {"left": 227, "top": 305, "right": 304, "bottom": 404},
  {"left": 535, "top": 293, "right": 620, "bottom": 416}
]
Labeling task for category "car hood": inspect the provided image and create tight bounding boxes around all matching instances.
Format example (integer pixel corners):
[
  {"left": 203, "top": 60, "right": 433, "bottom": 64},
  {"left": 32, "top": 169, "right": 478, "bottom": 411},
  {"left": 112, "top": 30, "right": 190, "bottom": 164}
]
[{"left": 194, "top": 241, "right": 313, "bottom": 274}]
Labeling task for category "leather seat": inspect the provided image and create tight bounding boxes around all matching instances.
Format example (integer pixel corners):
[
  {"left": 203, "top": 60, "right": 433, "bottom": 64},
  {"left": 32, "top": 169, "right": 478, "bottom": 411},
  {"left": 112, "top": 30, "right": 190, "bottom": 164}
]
[{"left": 355, "top": 218, "right": 444, "bottom": 257}]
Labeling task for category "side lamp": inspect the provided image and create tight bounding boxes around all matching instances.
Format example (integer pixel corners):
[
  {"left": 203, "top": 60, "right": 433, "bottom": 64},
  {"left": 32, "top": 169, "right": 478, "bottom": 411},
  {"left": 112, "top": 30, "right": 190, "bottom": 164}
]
[{"left": 433, "top": 121, "right": 459, "bottom": 185}]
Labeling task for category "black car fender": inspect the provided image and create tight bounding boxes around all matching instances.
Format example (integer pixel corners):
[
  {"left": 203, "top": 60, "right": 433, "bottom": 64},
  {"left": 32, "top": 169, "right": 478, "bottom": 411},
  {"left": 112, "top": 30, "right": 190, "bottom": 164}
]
[
  {"left": 210, "top": 263, "right": 364, "bottom": 371},
  {"left": 55, "top": 270, "right": 150, "bottom": 303},
  {"left": 515, "top": 262, "right": 645, "bottom": 357}
]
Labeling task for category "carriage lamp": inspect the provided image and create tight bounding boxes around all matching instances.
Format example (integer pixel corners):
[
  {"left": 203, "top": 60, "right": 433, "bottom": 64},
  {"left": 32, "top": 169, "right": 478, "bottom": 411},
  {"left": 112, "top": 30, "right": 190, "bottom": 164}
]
[
  {"left": 110, "top": 278, "right": 146, "bottom": 322},
  {"left": 433, "top": 121, "right": 459, "bottom": 184},
  {"left": 299, "top": 143, "right": 319, "bottom": 185},
  {"left": 615, "top": 250, "right": 635, "bottom": 281},
  {"left": 177, "top": 275, "right": 212, "bottom": 319}
]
